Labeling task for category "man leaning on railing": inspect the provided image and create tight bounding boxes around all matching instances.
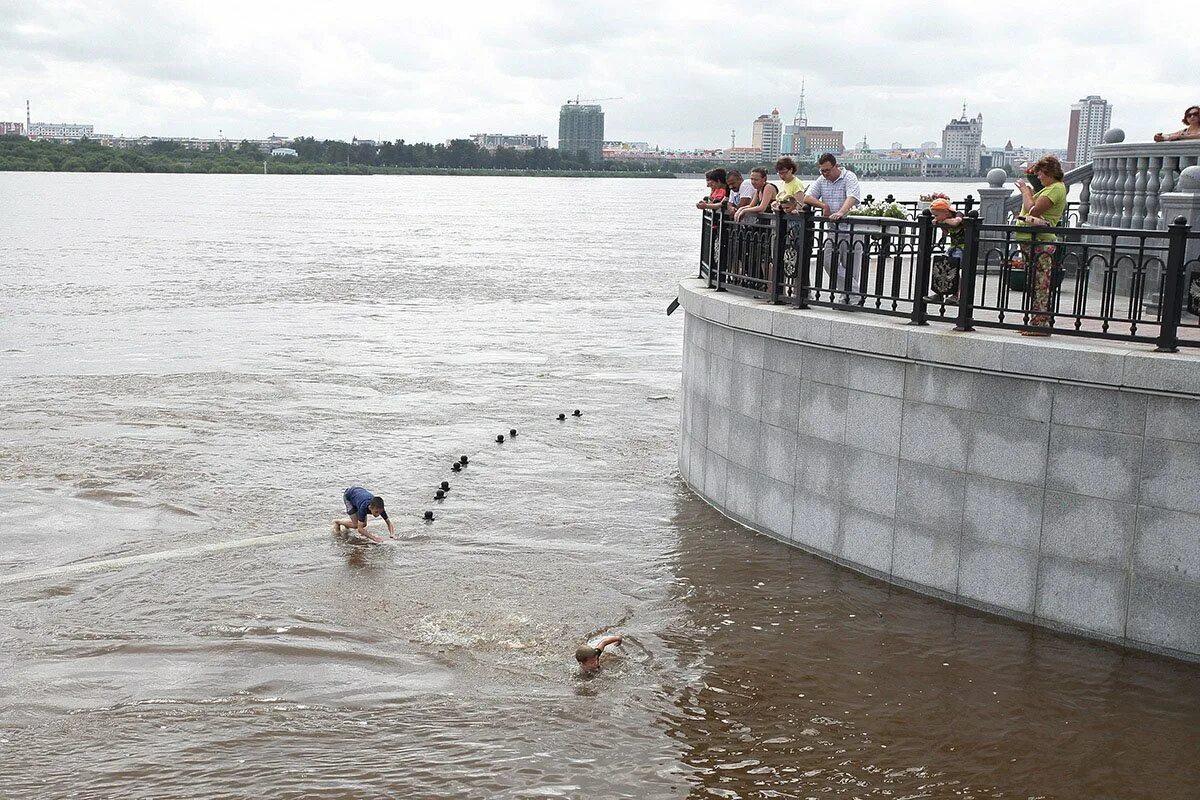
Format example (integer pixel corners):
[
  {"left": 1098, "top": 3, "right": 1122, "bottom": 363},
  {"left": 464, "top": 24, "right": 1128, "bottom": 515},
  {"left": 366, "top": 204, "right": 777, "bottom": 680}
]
[{"left": 802, "top": 153, "right": 864, "bottom": 305}]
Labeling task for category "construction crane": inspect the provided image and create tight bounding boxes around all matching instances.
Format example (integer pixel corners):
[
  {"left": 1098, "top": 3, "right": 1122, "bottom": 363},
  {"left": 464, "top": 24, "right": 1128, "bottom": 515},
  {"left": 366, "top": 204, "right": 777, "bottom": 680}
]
[{"left": 568, "top": 95, "right": 624, "bottom": 104}]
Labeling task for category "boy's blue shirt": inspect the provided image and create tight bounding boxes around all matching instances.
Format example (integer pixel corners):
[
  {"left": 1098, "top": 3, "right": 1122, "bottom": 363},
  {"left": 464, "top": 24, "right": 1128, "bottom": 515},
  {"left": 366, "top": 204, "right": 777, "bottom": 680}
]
[{"left": 346, "top": 486, "right": 387, "bottom": 521}]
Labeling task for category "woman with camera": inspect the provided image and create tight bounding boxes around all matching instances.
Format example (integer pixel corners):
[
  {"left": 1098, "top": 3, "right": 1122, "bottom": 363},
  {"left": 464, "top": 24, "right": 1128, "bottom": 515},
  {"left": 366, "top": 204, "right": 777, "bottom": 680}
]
[{"left": 1014, "top": 155, "right": 1067, "bottom": 336}]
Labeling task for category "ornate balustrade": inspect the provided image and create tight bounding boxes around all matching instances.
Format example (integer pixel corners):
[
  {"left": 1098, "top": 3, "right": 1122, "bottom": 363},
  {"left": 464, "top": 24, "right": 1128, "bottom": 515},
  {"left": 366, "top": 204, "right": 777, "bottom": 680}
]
[{"left": 999, "top": 134, "right": 1200, "bottom": 230}]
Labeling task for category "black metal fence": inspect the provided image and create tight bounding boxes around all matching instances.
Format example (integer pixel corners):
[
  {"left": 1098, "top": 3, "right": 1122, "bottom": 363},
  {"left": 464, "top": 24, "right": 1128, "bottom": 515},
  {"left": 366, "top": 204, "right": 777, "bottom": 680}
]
[{"left": 699, "top": 207, "right": 1200, "bottom": 351}]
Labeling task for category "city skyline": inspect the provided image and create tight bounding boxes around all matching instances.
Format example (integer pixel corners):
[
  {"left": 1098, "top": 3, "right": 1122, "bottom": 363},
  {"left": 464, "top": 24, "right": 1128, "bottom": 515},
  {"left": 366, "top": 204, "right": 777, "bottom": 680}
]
[{"left": 1, "top": 1, "right": 1195, "bottom": 150}]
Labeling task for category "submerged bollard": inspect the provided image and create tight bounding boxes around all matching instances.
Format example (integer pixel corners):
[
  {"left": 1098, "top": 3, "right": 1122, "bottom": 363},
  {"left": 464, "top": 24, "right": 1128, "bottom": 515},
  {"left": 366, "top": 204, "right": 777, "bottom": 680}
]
[
  {"left": 435, "top": 489, "right": 445, "bottom": 499},
  {"left": 424, "top": 510, "right": 435, "bottom": 521},
  {"left": 509, "top": 428, "right": 517, "bottom": 437},
  {"left": 459, "top": 455, "right": 469, "bottom": 465},
  {"left": 496, "top": 434, "right": 504, "bottom": 443},
  {"left": 451, "top": 462, "right": 461, "bottom": 472},
  {"left": 557, "top": 413, "right": 566, "bottom": 421},
  {"left": 572, "top": 409, "right": 582, "bottom": 417},
  {"left": 440, "top": 481, "right": 450, "bottom": 491}
]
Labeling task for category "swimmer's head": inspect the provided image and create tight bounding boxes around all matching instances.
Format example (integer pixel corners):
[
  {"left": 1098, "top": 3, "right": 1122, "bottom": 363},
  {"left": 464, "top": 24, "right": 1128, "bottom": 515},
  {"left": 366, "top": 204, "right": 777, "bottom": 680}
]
[{"left": 575, "top": 645, "right": 601, "bottom": 670}]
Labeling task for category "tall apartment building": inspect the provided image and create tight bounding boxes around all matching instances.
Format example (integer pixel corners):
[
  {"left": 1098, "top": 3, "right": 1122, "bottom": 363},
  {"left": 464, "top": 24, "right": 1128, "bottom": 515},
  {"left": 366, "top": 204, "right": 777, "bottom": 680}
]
[
  {"left": 1066, "top": 95, "right": 1112, "bottom": 169},
  {"left": 558, "top": 102, "right": 604, "bottom": 163},
  {"left": 0, "top": 121, "right": 26, "bottom": 136},
  {"left": 470, "top": 133, "right": 548, "bottom": 151},
  {"left": 942, "top": 107, "right": 983, "bottom": 175},
  {"left": 752, "top": 109, "right": 783, "bottom": 161}
]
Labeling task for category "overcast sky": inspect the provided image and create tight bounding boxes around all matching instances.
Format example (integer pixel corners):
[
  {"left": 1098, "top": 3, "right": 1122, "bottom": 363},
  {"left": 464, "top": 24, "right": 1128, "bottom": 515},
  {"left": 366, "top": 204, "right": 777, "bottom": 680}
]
[{"left": 2, "top": 1, "right": 1196, "bottom": 150}]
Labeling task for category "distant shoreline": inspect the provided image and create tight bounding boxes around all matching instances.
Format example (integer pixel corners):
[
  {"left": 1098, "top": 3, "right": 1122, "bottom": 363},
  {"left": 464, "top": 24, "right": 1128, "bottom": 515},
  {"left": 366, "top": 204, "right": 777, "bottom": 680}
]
[
  {"left": 0, "top": 165, "right": 677, "bottom": 178},
  {"left": 674, "top": 172, "right": 993, "bottom": 182}
]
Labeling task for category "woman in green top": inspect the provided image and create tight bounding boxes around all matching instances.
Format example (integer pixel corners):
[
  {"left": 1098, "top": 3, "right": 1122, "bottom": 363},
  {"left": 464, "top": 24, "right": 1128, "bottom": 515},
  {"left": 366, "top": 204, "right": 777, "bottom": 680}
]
[{"left": 1014, "top": 155, "right": 1067, "bottom": 335}]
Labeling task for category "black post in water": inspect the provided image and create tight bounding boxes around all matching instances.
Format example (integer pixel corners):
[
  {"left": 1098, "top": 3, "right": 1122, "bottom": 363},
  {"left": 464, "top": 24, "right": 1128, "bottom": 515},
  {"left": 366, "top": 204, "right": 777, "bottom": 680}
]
[
  {"left": 1156, "top": 215, "right": 1191, "bottom": 353},
  {"left": 910, "top": 210, "right": 935, "bottom": 326},
  {"left": 954, "top": 212, "right": 981, "bottom": 332}
]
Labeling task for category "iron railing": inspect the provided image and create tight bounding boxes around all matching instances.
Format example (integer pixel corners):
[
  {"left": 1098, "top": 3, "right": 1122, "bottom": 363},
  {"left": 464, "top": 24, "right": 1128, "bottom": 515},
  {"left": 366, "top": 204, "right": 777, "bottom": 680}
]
[{"left": 698, "top": 207, "right": 1200, "bottom": 351}]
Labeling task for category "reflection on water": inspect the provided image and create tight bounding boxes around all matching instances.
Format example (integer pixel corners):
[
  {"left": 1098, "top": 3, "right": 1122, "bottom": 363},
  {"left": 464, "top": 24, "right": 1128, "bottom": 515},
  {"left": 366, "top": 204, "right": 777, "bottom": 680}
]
[
  {"left": 667, "top": 491, "right": 1200, "bottom": 798},
  {"left": 0, "top": 174, "right": 1196, "bottom": 798}
]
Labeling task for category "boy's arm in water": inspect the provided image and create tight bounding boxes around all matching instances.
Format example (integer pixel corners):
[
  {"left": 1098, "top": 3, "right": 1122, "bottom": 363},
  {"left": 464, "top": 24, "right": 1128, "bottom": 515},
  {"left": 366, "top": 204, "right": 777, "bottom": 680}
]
[
  {"left": 357, "top": 518, "right": 384, "bottom": 543},
  {"left": 385, "top": 516, "right": 396, "bottom": 538},
  {"left": 595, "top": 635, "right": 623, "bottom": 652}
]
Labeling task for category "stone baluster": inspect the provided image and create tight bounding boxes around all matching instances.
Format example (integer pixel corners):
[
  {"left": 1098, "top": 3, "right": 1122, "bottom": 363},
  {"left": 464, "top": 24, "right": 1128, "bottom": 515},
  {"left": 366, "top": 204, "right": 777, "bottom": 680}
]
[
  {"left": 1078, "top": 173, "right": 1091, "bottom": 224},
  {"left": 1098, "top": 155, "right": 1117, "bottom": 227},
  {"left": 1089, "top": 157, "right": 1105, "bottom": 225},
  {"left": 1097, "top": 156, "right": 1115, "bottom": 226},
  {"left": 1160, "top": 155, "right": 1178, "bottom": 197},
  {"left": 1145, "top": 154, "right": 1161, "bottom": 228},
  {"left": 1120, "top": 156, "right": 1137, "bottom": 228},
  {"left": 1131, "top": 156, "right": 1149, "bottom": 228}
]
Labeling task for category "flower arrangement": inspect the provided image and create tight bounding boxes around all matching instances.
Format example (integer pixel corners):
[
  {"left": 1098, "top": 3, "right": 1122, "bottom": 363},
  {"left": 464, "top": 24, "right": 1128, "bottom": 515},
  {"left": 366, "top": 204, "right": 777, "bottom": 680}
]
[
  {"left": 919, "top": 191, "right": 950, "bottom": 202},
  {"left": 849, "top": 201, "right": 908, "bottom": 220}
]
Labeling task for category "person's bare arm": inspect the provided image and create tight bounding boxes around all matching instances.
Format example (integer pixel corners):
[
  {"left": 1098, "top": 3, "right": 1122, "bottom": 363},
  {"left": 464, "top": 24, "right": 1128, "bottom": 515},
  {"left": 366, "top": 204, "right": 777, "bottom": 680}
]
[
  {"left": 1015, "top": 180, "right": 1035, "bottom": 213},
  {"left": 357, "top": 518, "right": 384, "bottom": 543},
  {"left": 594, "top": 635, "right": 623, "bottom": 651},
  {"left": 385, "top": 517, "right": 396, "bottom": 538},
  {"left": 829, "top": 196, "right": 857, "bottom": 221},
  {"left": 735, "top": 186, "right": 775, "bottom": 220}
]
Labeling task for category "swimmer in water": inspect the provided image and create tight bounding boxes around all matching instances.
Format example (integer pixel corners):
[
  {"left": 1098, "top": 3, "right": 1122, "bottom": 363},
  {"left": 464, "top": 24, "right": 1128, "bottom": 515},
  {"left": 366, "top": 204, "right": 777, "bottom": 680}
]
[
  {"left": 333, "top": 486, "right": 395, "bottom": 543},
  {"left": 575, "top": 634, "right": 623, "bottom": 673}
]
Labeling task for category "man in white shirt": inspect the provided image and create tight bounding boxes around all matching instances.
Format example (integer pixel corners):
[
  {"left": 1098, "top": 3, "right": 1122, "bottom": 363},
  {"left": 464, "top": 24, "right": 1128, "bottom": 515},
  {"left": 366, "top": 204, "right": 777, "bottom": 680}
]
[
  {"left": 804, "top": 153, "right": 864, "bottom": 305},
  {"left": 725, "top": 170, "right": 754, "bottom": 212}
]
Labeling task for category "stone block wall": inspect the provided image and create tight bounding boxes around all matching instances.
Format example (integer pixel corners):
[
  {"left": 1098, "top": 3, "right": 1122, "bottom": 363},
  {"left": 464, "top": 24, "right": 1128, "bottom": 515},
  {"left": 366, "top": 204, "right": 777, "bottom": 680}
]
[{"left": 678, "top": 280, "right": 1200, "bottom": 661}]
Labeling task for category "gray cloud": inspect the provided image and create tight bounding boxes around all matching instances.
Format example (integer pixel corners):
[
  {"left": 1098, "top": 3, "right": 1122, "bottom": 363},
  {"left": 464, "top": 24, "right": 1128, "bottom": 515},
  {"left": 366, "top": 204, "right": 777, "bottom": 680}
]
[{"left": 0, "top": 0, "right": 1195, "bottom": 147}]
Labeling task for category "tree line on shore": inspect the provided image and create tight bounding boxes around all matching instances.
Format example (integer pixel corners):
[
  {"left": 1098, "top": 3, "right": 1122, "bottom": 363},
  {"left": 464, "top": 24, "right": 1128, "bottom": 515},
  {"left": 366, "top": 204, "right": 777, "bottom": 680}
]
[
  {"left": 0, "top": 134, "right": 780, "bottom": 176},
  {"left": 0, "top": 135, "right": 1009, "bottom": 178}
]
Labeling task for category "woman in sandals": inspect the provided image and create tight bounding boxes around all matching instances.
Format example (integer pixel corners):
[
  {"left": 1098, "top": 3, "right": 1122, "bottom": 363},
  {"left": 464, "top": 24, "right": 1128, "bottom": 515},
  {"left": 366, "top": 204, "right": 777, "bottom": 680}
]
[{"left": 1014, "top": 155, "right": 1067, "bottom": 336}]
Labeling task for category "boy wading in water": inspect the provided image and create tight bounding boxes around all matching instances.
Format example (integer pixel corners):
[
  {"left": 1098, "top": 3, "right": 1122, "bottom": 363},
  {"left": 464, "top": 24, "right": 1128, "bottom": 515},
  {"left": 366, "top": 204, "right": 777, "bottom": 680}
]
[
  {"left": 575, "top": 634, "right": 623, "bottom": 674},
  {"left": 334, "top": 486, "right": 395, "bottom": 543}
]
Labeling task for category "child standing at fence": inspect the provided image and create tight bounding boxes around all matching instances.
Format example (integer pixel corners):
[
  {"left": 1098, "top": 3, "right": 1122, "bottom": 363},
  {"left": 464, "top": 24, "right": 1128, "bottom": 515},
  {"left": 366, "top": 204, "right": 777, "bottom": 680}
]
[{"left": 923, "top": 198, "right": 966, "bottom": 306}]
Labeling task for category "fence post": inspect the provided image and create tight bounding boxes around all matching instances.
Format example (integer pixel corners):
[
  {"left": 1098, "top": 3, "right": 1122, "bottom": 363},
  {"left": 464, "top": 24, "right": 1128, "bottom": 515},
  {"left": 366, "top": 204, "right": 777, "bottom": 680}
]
[
  {"left": 702, "top": 212, "right": 713, "bottom": 286},
  {"left": 910, "top": 210, "right": 934, "bottom": 325},
  {"left": 770, "top": 209, "right": 785, "bottom": 303},
  {"left": 954, "top": 212, "right": 980, "bottom": 332},
  {"left": 715, "top": 210, "right": 726, "bottom": 292},
  {"left": 795, "top": 206, "right": 813, "bottom": 309},
  {"left": 1155, "top": 215, "right": 1191, "bottom": 353}
]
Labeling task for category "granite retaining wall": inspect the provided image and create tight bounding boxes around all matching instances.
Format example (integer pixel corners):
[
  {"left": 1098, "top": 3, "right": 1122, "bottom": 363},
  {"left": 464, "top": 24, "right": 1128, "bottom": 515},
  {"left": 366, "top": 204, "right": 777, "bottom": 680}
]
[{"left": 677, "top": 278, "right": 1200, "bottom": 661}]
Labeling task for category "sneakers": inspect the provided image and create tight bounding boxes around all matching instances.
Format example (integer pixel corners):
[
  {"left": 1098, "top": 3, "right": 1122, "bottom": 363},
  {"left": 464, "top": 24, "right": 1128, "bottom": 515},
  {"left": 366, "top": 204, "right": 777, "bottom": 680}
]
[{"left": 923, "top": 293, "right": 959, "bottom": 306}]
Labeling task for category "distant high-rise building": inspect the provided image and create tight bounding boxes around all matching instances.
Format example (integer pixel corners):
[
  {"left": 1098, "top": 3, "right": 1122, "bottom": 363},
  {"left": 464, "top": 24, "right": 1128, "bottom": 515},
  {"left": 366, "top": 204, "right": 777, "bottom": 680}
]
[
  {"left": 752, "top": 108, "right": 783, "bottom": 160},
  {"left": 0, "top": 121, "right": 26, "bottom": 137},
  {"left": 942, "top": 105, "right": 983, "bottom": 174},
  {"left": 779, "top": 88, "right": 844, "bottom": 158},
  {"left": 1066, "top": 95, "right": 1112, "bottom": 169},
  {"left": 558, "top": 102, "right": 604, "bottom": 163}
]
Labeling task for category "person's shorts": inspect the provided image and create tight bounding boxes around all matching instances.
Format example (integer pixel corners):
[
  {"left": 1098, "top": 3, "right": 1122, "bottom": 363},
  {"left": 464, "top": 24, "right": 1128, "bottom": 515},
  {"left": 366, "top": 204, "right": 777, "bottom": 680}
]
[{"left": 343, "top": 488, "right": 360, "bottom": 520}]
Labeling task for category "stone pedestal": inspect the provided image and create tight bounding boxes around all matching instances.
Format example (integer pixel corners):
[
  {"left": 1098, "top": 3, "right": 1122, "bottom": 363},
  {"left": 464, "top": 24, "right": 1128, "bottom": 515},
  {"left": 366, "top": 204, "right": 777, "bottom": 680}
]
[{"left": 977, "top": 186, "right": 1015, "bottom": 226}]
